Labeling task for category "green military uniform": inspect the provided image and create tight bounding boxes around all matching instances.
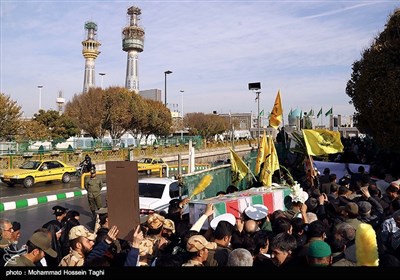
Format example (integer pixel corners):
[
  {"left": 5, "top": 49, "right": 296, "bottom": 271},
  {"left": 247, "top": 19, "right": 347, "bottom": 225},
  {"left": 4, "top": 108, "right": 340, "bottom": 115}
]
[{"left": 84, "top": 175, "right": 103, "bottom": 217}]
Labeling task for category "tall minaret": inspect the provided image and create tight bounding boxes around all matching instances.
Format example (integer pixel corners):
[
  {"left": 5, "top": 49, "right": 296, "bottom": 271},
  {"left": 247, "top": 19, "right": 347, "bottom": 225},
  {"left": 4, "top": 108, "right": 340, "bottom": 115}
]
[
  {"left": 122, "top": 6, "right": 145, "bottom": 93},
  {"left": 82, "top": 21, "right": 101, "bottom": 93},
  {"left": 56, "top": 91, "right": 65, "bottom": 115}
]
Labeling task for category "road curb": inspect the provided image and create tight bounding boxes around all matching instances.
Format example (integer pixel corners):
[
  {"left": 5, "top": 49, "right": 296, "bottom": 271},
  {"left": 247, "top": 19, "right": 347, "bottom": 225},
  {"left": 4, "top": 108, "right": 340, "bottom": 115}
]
[{"left": 0, "top": 187, "right": 107, "bottom": 212}]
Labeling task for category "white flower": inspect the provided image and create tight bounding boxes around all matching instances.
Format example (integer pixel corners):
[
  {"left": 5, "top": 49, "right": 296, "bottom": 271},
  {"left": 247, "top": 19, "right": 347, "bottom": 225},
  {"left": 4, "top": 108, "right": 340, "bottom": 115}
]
[{"left": 289, "top": 182, "right": 308, "bottom": 203}]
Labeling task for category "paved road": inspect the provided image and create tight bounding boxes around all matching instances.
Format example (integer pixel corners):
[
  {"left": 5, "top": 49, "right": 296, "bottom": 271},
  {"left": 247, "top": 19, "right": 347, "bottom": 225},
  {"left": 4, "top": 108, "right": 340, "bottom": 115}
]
[
  {"left": 2, "top": 191, "right": 108, "bottom": 247},
  {"left": 0, "top": 172, "right": 149, "bottom": 245},
  {"left": 0, "top": 176, "right": 83, "bottom": 201}
]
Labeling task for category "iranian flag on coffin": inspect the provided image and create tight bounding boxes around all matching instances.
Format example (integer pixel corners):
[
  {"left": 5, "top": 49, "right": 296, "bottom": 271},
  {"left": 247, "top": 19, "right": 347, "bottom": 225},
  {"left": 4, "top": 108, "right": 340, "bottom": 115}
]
[{"left": 189, "top": 187, "right": 291, "bottom": 230}]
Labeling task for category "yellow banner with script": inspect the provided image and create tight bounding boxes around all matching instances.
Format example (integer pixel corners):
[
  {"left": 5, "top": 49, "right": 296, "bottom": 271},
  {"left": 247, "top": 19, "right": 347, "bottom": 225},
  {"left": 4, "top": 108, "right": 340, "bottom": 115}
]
[{"left": 302, "top": 129, "right": 344, "bottom": 156}]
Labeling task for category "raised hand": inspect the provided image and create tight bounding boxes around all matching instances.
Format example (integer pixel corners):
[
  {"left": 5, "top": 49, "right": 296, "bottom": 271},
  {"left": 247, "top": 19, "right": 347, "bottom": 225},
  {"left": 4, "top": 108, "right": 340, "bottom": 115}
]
[
  {"left": 105, "top": 225, "right": 119, "bottom": 244},
  {"left": 132, "top": 225, "right": 144, "bottom": 248}
]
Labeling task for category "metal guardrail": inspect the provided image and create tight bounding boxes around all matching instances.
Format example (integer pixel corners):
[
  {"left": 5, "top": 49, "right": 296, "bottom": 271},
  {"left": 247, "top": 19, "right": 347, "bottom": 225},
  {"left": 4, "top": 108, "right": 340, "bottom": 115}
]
[
  {"left": 79, "top": 163, "right": 211, "bottom": 189},
  {"left": 0, "top": 139, "right": 256, "bottom": 170},
  {"left": 80, "top": 171, "right": 107, "bottom": 189}
]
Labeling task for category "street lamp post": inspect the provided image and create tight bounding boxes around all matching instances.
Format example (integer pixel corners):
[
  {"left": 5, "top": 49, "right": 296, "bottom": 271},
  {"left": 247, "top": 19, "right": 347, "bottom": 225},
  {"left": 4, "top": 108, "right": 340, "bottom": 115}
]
[
  {"left": 164, "top": 70, "right": 172, "bottom": 107},
  {"left": 229, "top": 112, "right": 235, "bottom": 150},
  {"left": 256, "top": 91, "right": 261, "bottom": 147},
  {"left": 37, "top": 85, "right": 43, "bottom": 111},
  {"left": 248, "top": 82, "right": 261, "bottom": 148},
  {"left": 180, "top": 90, "right": 184, "bottom": 140},
  {"left": 99, "top": 73, "right": 106, "bottom": 89}
]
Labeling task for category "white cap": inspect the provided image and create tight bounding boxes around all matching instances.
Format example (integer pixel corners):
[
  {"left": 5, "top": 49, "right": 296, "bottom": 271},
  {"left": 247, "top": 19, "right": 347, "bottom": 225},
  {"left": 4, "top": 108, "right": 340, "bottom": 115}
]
[
  {"left": 244, "top": 204, "right": 268, "bottom": 220},
  {"left": 210, "top": 213, "right": 236, "bottom": 230}
]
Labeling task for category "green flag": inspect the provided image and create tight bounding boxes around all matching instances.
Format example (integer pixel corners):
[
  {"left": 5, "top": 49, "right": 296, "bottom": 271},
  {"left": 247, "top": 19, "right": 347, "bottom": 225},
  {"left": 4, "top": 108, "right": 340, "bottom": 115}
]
[
  {"left": 325, "top": 107, "right": 333, "bottom": 116},
  {"left": 259, "top": 109, "right": 264, "bottom": 116},
  {"left": 307, "top": 109, "right": 314, "bottom": 116},
  {"left": 317, "top": 107, "right": 322, "bottom": 117}
]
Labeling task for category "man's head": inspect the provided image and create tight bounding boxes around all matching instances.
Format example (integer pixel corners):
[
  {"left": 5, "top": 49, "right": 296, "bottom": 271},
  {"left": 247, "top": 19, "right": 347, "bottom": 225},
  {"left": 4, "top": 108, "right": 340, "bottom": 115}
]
[
  {"left": 162, "top": 218, "right": 175, "bottom": 238},
  {"left": 0, "top": 228, "right": 9, "bottom": 247},
  {"left": 386, "top": 184, "right": 399, "bottom": 200},
  {"left": 146, "top": 213, "right": 165, "bottom": 235},
  {"left": 16, "top": 231, "right": 56, "bottom": 264},
  {"left": 186, "top": 235, "right": 217, "bottom": 252},
  {"left": 28, "top": 231, "right": 57, "bottom": 259},
  {"left": 270, "top": 232, "right": 297, "bottom": 266},
  {"left": 68, "top": 225, "right": 97, "bottom": 255},
  {"left": 244, "top": 220, "right": 259, "bottom": 234},
  {"left": 138, "top": 239, "right": 153, "bottom": 257},
  {"left": 168, "top": 199, "right": 182, "bottom": 215},
  {"left": 227, "top": 248, "right": 253, "bottom": 266},
  {"left": 244, "top": 204, "right": 268, "bottom": 221},
  {"left": 358, "top": 201, "right": 372, "bottom": 216},
  {"left": 210, "top": 213, "right": 236, "bottom": 231},
  {"left": 95, "top": 208, "right": 108, "bottom": 226},
  {"left": 336, "top": 222, "right": 356, "bottom": 241},
  {"left": 339, "top": 177, "right": 351, "bottom": 187},
  {"left": 345, "top": 202, "right": 359, "bottom": 218},
  {"left": 338, "top": 186, "right": 351, "bottom": 196},
  {"left": 90, "top": 167, "right": 96, "bottom": 177},
  {"left": 185, "top": 235, "right": 216, "bottom": 263},
  {"left": 0, "top": 218, "right": 14, "bottom": 244},
  {"left": 307, "top": 240, "right": 332, "bottom": 266},
  {"left": 52, "top": 205, "right": 68, "bottom": 217},
  {"left": 11, "top": 221, "right": 21, "bottom": 244}
]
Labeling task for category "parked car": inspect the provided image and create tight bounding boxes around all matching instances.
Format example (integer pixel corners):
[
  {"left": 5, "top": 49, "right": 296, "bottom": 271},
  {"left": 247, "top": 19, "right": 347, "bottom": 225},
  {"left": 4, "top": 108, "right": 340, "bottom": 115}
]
[
  {"left": 137, "top": 157, "right": 166, "bottom": 175},
  {"left": 139, "top": 177, "right": 184, "bottom": 216},
  {"left": 0, "top": 160, "right": 77, "bottom": 188}
]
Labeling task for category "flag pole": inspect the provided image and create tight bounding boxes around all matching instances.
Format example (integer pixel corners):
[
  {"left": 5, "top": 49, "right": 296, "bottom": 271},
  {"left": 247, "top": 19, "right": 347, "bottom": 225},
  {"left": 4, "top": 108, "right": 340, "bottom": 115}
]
[
  {"left": 248, "top": 166, "right": 257, "bottom": 182},
  {"left": 307, "top": 154, "right": 316, "bottom": 188},
  {"left": 302, "top": 129, "right": 316, "bottom": 188},
  {"left": 280, "top": 114, "right": 286, "bottom": 184}
]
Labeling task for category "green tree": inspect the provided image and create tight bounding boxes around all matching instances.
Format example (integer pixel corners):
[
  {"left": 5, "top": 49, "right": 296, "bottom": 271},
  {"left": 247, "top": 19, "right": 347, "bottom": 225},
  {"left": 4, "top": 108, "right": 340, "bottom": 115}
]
[
  {"left": 140, "top": 99, "right": 172, "bottom": 138},
  {"left": 346, "top": 9, "right": 400, "bottom": 151},
  {"left": 185, "top": 112, "right": 228, "bottom": 140},
  {"left": 18, "top": 119, "right": 50, "bottom": 141},
  {"left": 0, "top": 93, "right": 22, "bottom": 141},
  {"left": 64, "top": 88, "right": 106, "bottom": 138},
  {"left": 102, "top": 87, "right": 135, "bottom": 139},
  {"left": 65, "top": 87, "right": 171, "bottom": 141},
  {"left": 128, "top": 92, "right": 146, "bottom": 135},
  {"left": 33, "top": 109, "right": 79, "bottom": 140}
]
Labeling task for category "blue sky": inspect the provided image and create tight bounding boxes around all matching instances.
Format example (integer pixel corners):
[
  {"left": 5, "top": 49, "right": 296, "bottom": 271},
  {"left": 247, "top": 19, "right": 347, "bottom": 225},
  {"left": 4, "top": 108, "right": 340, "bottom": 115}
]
[{"left": 1, "top": 0, "right": 399, "bottom": 120}]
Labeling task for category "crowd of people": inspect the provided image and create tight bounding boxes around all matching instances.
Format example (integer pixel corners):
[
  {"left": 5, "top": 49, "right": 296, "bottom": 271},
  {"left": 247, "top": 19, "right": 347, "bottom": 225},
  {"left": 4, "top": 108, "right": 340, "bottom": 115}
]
[{"left": 1, "top": 137, "right": 400, "bottom": 267}]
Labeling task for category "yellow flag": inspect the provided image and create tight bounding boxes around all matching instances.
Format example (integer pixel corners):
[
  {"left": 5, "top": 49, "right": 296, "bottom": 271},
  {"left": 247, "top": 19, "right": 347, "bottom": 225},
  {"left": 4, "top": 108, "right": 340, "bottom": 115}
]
[
  {"left": 260, "top": 136, "right": 280, "bottom": 187},
  {"left": 302, "top": 129, "right": 344, "bottom": 156},
  {"left": 229, "top": 147, "right": 249, "bottom": 184},
  {"left": 255, "top": 130, "right": 267, "bottom": 175},
  {"left": 269, "top": 90, "right": 283, "bottom": 129}
]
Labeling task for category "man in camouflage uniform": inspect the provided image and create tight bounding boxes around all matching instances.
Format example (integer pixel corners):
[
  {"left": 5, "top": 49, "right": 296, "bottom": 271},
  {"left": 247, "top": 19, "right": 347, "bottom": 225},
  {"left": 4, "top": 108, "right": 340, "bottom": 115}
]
[
  {"left": 59, "top": 225, "right": 119, "bottom": 266},
  {"left": 182, "top": 235, "right": 216, "bottom": 266},
  {"left": 84, "top": 168, "right": 103, "bottom": 219},
  {"left": 143, "top": 213, "right": 169, "bottom": 262}
]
